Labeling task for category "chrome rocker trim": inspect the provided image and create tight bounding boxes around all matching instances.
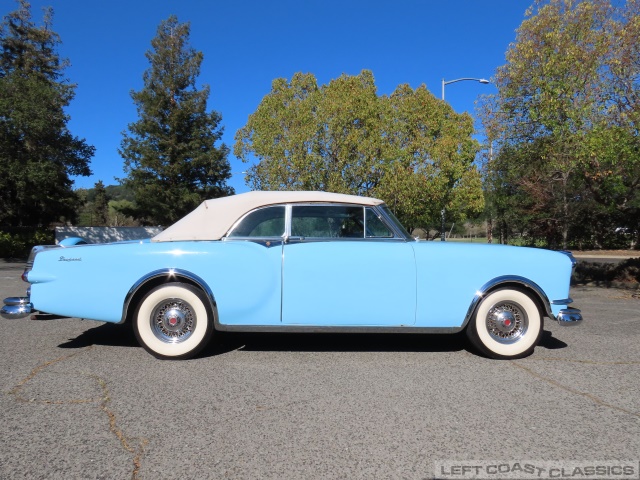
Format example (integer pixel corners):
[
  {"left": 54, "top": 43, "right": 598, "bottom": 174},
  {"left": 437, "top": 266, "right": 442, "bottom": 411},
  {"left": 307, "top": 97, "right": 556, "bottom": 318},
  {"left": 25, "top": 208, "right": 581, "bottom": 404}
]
[
  {"left": 215, "top": 323, "right": 465, "bottom": 334},
  {"left": 1, "top": 297, "right": 34, "bottom": 319}
]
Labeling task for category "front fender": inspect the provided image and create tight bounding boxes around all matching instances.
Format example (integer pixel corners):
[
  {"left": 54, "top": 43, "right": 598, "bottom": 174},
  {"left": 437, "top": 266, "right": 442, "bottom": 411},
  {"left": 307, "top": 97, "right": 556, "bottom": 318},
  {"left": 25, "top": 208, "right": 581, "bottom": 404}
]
[
  {"left": 461, "top": 275, "right": 553, "bottom": 330},
  {"left": 412, "top": 242, "right": 573, "bottom": 328}
]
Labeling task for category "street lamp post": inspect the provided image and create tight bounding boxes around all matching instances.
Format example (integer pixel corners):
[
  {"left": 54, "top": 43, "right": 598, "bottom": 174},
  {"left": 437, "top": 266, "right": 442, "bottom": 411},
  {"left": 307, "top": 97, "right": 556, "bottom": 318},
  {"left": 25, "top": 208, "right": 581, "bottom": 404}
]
[
  {"left": 441, "top": 77, "right": 489, "bottom": 101},
  {"left": 439, "top": 77, "right": 490, "bottom": 241}
]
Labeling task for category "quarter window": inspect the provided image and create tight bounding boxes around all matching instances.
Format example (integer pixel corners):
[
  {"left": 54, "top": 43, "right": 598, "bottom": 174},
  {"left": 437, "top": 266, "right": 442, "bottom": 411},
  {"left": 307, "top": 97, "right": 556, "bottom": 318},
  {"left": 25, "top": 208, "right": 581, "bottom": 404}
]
[
  {"left": 380, "top": 205, "right": 411, "bottom": 238},
  {"left": 365, "top": 208, "right": 393, "bottom": 238},
  {"left": 228, "top": 206, "right": 285, "bottom": 237}
]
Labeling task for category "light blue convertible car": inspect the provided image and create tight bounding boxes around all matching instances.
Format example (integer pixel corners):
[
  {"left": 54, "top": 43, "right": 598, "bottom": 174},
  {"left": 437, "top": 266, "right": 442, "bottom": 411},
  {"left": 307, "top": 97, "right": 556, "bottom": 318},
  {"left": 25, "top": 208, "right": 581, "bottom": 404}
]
[{"left": 2, "top": 191, "right": 582, "bottom": 359}]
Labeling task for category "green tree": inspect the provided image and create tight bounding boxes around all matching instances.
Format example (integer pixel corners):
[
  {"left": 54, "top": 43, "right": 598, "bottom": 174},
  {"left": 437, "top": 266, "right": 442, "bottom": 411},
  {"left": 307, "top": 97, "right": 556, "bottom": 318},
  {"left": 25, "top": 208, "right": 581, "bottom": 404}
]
[
  {"left": 377, "top": 83, "right": 483, "bottom": 232},
  {"left": 234, "top": 71, "right": 387, "bottom": 194},
  {"left": 480, "top": 0, "right": 639, "bottom": 249},
  {"left": 0, "top": 0, "right": 93, "bottom": 227},
  {"left": 235, "top": 70, "right": 484, "bottom": 234},
  {"left": 76, "top": 183, "right": 138, "bottom": 227},
  {"left": 120, "top": 15, "right": 233, "bottom": 226},
  {"left": 92, "top": 180, "right": 109, "bottom": 226}
]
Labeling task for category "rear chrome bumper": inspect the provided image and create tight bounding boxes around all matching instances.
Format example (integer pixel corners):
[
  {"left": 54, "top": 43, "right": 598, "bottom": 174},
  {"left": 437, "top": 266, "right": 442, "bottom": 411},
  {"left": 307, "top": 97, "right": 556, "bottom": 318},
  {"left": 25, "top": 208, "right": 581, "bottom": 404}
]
[
  {"left": 556, "top": 307, "right": 583, "bottom": 326},
  {"left": 1, "top": 297, "right": 33, "bottom": 319}
]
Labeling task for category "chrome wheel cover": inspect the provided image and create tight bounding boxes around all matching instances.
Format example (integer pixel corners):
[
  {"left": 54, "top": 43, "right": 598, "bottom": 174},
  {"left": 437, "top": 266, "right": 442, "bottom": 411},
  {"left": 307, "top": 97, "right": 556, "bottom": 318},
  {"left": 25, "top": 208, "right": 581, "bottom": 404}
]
[
  {"left": 485, "top": 301, "right": 529, "bottom": 344},
  {"left": 150, "top": 298, "right": 196, "bottom": 344}
]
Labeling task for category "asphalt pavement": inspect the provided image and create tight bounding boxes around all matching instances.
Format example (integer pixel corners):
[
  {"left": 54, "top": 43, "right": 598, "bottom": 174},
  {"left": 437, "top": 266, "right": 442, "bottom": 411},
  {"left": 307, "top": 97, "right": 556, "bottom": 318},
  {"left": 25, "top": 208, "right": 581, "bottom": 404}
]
[{"left": 1, "top": 261, "right": 639, "bottom": 479}]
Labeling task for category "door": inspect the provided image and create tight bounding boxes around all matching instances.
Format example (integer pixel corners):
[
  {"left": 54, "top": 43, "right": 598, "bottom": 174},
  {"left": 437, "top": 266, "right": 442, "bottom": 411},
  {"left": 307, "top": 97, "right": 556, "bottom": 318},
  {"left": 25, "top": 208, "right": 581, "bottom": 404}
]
[{"left": 282, "top": 205, "right": 416, "bottom": 326}]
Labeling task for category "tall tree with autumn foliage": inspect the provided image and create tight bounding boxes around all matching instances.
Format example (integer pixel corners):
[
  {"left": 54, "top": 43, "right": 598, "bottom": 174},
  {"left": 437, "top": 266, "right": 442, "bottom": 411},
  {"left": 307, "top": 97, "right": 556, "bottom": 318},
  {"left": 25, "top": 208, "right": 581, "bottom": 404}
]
[
  {"left": 480, "top": 0, "right": 640, "bottom": 249},
  {"left": 120, "top": 15, "right": 233, "bottom": 226}
]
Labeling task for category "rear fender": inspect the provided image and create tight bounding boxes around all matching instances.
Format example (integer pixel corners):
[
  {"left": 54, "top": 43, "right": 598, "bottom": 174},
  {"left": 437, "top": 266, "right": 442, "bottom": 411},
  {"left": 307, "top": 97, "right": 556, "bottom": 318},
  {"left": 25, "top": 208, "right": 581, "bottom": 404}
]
[{"left": 121, "top": 269, "right": 218, "bottom": 325}]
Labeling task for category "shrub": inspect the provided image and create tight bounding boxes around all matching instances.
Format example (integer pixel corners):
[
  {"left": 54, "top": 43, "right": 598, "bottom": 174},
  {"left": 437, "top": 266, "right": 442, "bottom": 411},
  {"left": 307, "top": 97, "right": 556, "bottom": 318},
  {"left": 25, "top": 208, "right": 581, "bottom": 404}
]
[
  {"left": 573, "top": 257, "right": 640, "bottom": 287},
  {"left": 0, "top": 229, "right": 55, "bottom": 259}
]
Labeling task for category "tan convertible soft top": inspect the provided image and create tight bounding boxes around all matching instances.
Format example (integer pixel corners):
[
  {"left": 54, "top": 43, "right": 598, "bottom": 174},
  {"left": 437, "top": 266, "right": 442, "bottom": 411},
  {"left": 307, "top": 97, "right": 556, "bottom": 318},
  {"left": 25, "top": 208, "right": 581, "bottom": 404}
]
[{"left": 152, "top": 191, "right": 384, "bottom": 242}]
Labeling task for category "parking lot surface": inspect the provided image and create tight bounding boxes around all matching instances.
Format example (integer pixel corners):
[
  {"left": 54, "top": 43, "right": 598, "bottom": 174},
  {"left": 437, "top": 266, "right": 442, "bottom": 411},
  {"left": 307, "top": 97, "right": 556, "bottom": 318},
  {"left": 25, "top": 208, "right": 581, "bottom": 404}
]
[{"left": 1, "top": 261, "right": 639, "bottom": 479}]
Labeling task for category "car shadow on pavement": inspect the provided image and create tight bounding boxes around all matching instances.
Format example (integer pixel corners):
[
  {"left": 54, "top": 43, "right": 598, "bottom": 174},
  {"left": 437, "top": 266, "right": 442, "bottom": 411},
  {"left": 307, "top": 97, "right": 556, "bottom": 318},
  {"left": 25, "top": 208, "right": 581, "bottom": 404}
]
[
  {"left": 56, "top": 324, "right": 566, "bottom": 358},
  {"left": 200, "top": 328, "right": 568, "bottom": 358},
  {"left": 58, "top": 323, "right": 138, "bottom": 349},
  {"left": 200, "top": 331, "right": 467, "bottom": 357},
  {"left": 56, "top": 322, "right": 245, "bottom": 357},
  {"left": 537, "top": 330, "right": 568, "bottom": 350}
]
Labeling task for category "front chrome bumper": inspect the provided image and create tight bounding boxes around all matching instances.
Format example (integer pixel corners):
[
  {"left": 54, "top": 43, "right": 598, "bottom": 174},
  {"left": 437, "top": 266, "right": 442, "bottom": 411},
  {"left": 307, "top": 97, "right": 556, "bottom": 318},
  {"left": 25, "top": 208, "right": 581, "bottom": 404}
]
[
  {"left": 556, "top": 307, "right": 583, "bottom": 326},
  {"left": 1, "top": 297, "right": 33, "bottom": 319}
]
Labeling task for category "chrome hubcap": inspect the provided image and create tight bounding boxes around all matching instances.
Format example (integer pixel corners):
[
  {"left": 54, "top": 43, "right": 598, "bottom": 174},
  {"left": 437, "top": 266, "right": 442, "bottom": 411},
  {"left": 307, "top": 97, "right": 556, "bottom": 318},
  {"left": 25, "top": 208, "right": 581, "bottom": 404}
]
[
  {"left": 486, "top": 301, "right": 528, "bottom": 344},
  {"left": 151, "top": 299, "right": 196, "bottom": 344}
]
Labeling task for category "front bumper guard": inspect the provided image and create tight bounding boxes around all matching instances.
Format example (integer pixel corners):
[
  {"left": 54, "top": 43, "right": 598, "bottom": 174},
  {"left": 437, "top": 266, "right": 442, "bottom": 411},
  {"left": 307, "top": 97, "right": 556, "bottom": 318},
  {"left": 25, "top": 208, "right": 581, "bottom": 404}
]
[
  {"left": 556, "top": 307, "right": 583, "bottom": 326},
  {"left": 1, "top": 297, "right": 34, "bottom": 319}
]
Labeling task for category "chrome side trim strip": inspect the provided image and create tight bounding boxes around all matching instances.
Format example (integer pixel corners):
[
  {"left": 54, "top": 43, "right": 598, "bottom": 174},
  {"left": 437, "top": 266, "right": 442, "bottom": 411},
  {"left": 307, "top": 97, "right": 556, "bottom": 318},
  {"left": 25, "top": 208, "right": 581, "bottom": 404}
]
[
  {"left": 215, "top": 323, "right": 464, "bottom": 334},
  {"left": 120, "top": 268, "right": 218, "bottom": 325},
  {"left": 461, "top": 275, "right": 554, "bottom": 330},
  {"left": 282, "top": 236, "right": 406, "bottom": 244}
]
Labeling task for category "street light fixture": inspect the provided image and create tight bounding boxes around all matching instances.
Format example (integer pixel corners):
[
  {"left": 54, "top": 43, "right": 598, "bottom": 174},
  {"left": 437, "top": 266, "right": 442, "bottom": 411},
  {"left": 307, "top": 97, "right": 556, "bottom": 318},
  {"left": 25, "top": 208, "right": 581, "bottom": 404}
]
[
  {"left": 441, "top": 77, "right": 490, "bottom": 101},
  {"left": 439, "top": 77, "right": 489, "bottom": 241}
]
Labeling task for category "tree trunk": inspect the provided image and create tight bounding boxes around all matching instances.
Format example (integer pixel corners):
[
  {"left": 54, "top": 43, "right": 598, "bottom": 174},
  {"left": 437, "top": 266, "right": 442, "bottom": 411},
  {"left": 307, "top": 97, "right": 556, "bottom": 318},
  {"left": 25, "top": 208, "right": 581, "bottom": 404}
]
[{"left": 561, "top": 173, "right": 569, "bottom": 250}]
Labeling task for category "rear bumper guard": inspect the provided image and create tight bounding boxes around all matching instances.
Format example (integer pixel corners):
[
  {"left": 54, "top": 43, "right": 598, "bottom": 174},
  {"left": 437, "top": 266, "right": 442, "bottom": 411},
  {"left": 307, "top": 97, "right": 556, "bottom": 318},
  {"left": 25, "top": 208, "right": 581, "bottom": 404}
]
[{"left": 1, "top": 296, "right": 34, "bottom": 319}]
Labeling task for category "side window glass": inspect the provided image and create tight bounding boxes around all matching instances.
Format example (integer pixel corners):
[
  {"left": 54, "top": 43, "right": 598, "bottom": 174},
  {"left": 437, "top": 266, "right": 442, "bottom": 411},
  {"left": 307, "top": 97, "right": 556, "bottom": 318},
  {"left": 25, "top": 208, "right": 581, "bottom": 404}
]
[
  {"left": 365, "top": 208, "right": 393, "bottom": 238},
  {"left": 228, "top": 206, "right": 285, "bottom": 237},
  {"left": 291, "top": 205, "right": 364, "bottom": 238}
]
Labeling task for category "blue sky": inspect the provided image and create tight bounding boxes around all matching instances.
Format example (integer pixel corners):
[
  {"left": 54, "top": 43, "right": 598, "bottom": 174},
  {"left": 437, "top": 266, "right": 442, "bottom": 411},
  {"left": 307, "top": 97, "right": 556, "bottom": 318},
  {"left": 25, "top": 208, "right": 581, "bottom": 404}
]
[{"left": 12, "top": 0, "right": 530, "bottom": 194}]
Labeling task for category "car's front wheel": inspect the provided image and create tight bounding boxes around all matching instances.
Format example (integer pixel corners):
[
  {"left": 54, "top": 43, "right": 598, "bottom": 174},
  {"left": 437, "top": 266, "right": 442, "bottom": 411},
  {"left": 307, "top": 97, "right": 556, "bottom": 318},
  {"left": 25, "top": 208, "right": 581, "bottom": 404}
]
[
  {"left": 133, "top": 283, "right": 214, "bottom": 359},
  {"left": 466, "top": 288, "right": 543, "bottom": 359}
]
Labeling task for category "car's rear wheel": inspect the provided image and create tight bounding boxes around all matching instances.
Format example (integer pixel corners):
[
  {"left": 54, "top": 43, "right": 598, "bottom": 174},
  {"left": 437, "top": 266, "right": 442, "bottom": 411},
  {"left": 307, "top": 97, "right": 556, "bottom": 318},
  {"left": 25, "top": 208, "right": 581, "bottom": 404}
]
[
  {"left": 133, "top": 283, "right": 214, "bottom": 359},
  {"left": 466, "top": 288, "right": 543, "bottom": 359}
]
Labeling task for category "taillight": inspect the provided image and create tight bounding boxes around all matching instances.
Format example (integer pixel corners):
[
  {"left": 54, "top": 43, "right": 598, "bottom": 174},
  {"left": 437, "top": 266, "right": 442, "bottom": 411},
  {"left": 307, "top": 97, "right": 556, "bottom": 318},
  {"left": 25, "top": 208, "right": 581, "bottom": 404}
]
[
  {"left": 20, "top": 244, "right": 60, "bottom": 284},
  {"left": 21, "top": 245, "right": 41, "bottom": 283}
]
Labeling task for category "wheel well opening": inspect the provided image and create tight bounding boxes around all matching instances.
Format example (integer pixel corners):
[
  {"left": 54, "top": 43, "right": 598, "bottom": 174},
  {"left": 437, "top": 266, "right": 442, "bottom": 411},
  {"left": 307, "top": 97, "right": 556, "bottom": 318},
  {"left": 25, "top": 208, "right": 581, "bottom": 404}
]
[
  {"left": 124, "top": 275, "right": 206, "bottom": 324},
  {"left": 484, "top": 282, "right": 548, "bottom": 319}
]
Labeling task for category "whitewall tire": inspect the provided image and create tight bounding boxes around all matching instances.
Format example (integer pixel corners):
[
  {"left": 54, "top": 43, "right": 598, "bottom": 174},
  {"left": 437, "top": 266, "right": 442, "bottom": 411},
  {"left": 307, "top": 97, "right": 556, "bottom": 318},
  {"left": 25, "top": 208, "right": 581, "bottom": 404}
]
[
  {"left": 466, "top": 288, "right": 543, "bottom": 359},
  {"left": 133, "top": 283, "right": 214, "bottom": 359}
]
